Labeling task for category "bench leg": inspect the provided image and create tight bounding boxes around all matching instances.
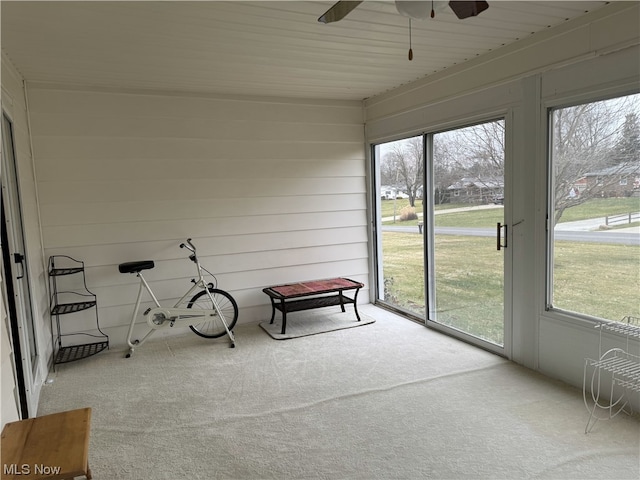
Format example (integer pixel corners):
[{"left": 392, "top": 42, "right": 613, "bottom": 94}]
[
  {"left": 280, "top": 299, "right": 287, "bottom": 334},
  {"left": 268, "top": 297, "right": 276, "bottom": 324},
  {"left": 353, "top": 288, "right": 362, "bottom": 322}
]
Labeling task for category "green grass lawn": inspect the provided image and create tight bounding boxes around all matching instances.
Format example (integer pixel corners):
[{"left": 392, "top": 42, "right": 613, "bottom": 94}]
[
  {"left": 559, "top": 197, "right": 640, "bottom": 222},
  {"left": 381, "top": 230, "right": 640, "bottom": 342},
  {"left": 380, "top": 199, "right": 489, "bottom": 220},
  {"left": 434, "top": 208, "right": 503, "bottom": 227},
  {"left": 381, "top": 232, "right": 504, "bottom": 344},
  {"left": 552, "top": 240, "right": 640, "bottom": 320}
]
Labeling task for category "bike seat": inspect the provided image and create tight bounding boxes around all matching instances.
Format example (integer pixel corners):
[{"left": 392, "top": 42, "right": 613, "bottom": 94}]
[{"left": 118, "top": 260, "right": 155, "bottom": 274}]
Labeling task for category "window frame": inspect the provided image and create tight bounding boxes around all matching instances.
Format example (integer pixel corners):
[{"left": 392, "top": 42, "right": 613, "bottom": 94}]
[{"left": 544, "top": 90, "right": 640, "bottom": 324}]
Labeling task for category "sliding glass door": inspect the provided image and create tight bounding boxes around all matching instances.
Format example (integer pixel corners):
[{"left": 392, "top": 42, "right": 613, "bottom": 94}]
[
  {"left": 428, "top": 120, "right": 505, "bottom": 347},
  {"left": 374, "top": 136, "right": 425, "bottom": 318},
  {"left": 374, "top": 119, "right": 507, "bottom": 350}
]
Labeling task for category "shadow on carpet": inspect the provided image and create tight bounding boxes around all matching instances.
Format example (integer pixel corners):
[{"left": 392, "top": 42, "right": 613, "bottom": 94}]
[{"left": 259, "top": 311, "right": 375, "bottom": 340}]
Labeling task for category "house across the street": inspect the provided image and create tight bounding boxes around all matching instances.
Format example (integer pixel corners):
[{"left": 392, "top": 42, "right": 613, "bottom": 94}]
[
  {"left": 582, "top": 164, "right": 640, "bottom": 197},
  {"left": 446, "top": 177, "right": 504, "bottom": 204}
]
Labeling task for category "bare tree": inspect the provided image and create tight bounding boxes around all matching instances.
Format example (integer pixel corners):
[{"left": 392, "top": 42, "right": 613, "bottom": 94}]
[
  {"left": 457, "top": 121, "right": 505, "bottom": 179},
  {"left": 432, "top": 136, "right": 463, "bottom": 204},
  {"left": 381, "top": 136, "right": 424, "bottom": 207},
  {"left": 551, "top": 96, "right": 639, "bottom": 223},
  {"left": 379, "top": 95, "right": 638, "bottom": 219},
  {"left": 433, "top": 120, "right": 505, "bottom": 204}
]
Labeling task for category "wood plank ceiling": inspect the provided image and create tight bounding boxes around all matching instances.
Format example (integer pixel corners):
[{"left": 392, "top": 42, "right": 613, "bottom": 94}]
[{"left": 1, "top": 1, "right": 608, "bottom": 101}]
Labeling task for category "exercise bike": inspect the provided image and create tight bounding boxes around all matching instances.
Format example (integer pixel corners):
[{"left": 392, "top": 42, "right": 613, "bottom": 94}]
[{"left": 118, "top": 238, "right": 237, "bottom": 357}]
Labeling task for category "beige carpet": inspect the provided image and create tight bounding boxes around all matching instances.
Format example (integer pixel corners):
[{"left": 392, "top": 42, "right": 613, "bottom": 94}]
[
  {"left": 38, "top": 305, "right": 640, "bottom": 480},
  {"left": 259, "top": 308, "right": 375, "bottom": 339}
]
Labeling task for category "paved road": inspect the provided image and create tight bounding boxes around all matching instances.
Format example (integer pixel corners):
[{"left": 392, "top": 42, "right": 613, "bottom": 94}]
[
  {"left": 382, "top": 207, "right": 639, "bottom": 245},
  {"left": 381, "top": 225, "right": 640, "bottom": 246}
]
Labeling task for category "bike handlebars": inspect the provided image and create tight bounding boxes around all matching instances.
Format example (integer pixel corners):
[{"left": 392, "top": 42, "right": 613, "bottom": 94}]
[
  {"left": 180, "top": 238, "right": 198, "bottom": 263},
  {"left": 180, "top": 238, "right": 196, "bottom": 253}
]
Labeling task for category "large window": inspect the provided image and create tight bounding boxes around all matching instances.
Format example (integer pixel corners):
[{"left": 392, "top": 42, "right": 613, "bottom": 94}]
[{"left": 548, "top": 93, "right": 640, "bottom": 323}]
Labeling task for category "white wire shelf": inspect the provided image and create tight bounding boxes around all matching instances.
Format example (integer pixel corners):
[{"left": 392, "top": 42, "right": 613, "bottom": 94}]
[{"left": 583, "top": 317, "right": 640, "bottom": 433}]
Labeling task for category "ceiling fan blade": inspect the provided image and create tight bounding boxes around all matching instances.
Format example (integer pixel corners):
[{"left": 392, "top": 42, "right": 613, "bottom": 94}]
[
  {"left": 318, "top": 1, "right": 363, "bottom": 24},
  {"left": 448, "top": 1, "right": 489, "bottom": 19}
]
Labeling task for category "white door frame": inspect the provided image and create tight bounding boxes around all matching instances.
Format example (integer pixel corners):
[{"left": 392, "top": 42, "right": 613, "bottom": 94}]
[{"left": 1, "top": 109, "right": 41, "bottom": 417}]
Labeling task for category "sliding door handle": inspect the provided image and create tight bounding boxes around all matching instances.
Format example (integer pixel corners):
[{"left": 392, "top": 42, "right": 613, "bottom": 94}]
[{"left": 497, "top": 223, "right": 507, "bottom": 251}]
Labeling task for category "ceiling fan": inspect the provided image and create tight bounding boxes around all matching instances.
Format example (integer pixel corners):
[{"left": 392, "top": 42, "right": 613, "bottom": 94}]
[{"left": 318, "top": 1, "right": 489, "bottom": 24}]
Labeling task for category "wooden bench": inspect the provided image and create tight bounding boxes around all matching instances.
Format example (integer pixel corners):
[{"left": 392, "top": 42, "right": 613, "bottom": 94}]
[
  {"left": 263, "top": 278, "right": 364, "bottom": 334},
  {"left": 1, "top": 408, "right": 92, "bottom": 480}
]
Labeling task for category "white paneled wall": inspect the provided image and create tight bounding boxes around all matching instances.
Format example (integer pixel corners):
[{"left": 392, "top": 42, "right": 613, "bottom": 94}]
[{"left": 27, "top": 86, "right": 368, "bottom": 346}]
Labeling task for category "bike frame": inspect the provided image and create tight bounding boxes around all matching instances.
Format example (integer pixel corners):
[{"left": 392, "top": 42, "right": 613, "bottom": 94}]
[{"left": 125, "top": 245, "right": 235, "bottom": 356}]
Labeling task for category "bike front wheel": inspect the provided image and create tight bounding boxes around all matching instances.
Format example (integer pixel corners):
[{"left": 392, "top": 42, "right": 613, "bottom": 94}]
[{"left": 187, "top": 288, "right": 239, "bottom": 338}]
